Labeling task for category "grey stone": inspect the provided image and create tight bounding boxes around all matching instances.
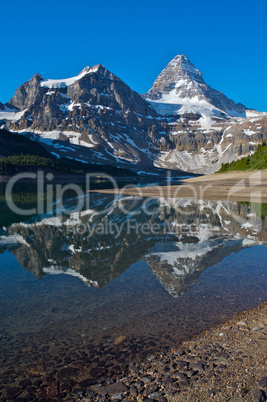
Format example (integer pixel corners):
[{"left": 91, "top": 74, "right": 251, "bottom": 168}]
[
  {"left": 19, "top": 379, "right": 32, "bottom": 389},
  {"left": 130, "top": 386, "right": 138, "bottom": 396},
  {"left": 148, "top": 392, "right": 162, "bottom": 399},
  {"left": 173, "top": 372, "right": 187, "bottom": 381},
  {"left": 214, "top": 352, "right": 229, "bottom": 360},
  {"left": 252, "top": 389, "right": 267, "bottom": 402},
  {"left": 190, "top": 362, "right": 205, "bottom": 372},
  {"left": 173, "top": 350, "right": 185, "bottom": 356},
  {"left": 258, "top": 377, "right": 267, "bottom": 390},
  {"left": 141, "top": 376, "right": 153, "bottom": 384},
  {"left": 97, "top": 382, "right": 128, "bottom": 395},
  {"left": 111, "top": 393, "right": 122, "bottom": 400},
  {"left": 57, "top": 367, "right": 77, "bottom": 380}
]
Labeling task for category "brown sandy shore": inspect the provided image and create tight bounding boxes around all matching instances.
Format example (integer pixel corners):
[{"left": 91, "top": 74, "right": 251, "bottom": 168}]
[
  {"left": 77, "top": 302, "right": 267, "bottom": 401},
  {"left": 90, "top": 171, "right": 267, "bottom": 203}
]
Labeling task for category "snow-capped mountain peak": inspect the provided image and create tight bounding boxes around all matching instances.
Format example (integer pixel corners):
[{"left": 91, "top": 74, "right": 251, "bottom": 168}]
[
  {"left": 40, "top": 65, "right": 101, "bottom": 89},
  {"left": 153, "top": 54, "right": 205, "bottom": 90},
  {"left": 145, "top": 54, "right": 247, "bottom": 118}
]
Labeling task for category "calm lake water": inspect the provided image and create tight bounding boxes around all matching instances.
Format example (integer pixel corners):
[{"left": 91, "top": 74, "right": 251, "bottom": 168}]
[{"left": 0, "top": 183, "right": 266, "bottom": 392}]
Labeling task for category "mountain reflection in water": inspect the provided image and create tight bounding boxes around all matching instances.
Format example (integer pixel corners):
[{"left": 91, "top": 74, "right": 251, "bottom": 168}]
[{"left": 1, "top": 194, "right": 266, "bottom": 298}]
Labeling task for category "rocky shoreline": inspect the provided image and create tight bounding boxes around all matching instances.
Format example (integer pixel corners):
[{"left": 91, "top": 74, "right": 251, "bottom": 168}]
[
  {"left": 0, "top": 303, "right": 266, "bottom": 401},
  {"left": 73, "top": 302, "right": 267, "bottom": 402}
]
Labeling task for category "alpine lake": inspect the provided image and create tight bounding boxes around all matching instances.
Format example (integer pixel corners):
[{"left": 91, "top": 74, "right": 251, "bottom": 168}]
[{"left": 0, "top": 178, "right": 266, "bottom": 399}]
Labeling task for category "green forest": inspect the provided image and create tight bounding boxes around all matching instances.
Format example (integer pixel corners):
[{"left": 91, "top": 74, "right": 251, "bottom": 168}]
[{"left": 218, "top": 141, "right": 267, "bottom": 173}]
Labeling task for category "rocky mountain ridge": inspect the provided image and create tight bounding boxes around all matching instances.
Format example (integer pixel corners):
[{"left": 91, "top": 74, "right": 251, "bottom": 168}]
[{"left": 0, "top": 56, "right": 266, "bottom": 174}]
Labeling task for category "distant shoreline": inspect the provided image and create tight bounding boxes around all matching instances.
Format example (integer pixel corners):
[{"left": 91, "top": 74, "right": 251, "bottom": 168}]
[
  {"left": 90, "top": 171, "right": 267, "bottom": 203},
  {"left": 1, "top": 170, "right": 267, "bottom": 203},
  {"left": 0, "top": 174, "right": 139, "bottom": 184}
]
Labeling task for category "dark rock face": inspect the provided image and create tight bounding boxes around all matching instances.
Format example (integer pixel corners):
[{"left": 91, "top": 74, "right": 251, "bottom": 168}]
[
  {"left": 10, "top": 65, "right": 159, "bottom": 134},
  {"left": 6, "top": 65, "right": 169, "bottom": 169},
  {"left": 9, "top": 73, "right": 45, "bottom": 110}
]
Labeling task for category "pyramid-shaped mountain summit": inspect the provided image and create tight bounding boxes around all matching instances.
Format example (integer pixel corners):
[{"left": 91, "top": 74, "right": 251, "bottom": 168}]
[{"left": 145, "top": 54, "right": 246, "bottom": 117}]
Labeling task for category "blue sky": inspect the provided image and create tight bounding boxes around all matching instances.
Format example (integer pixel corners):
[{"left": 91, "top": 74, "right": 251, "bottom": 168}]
[{"left": 1, "top": 0, "right": 267, "bottom": 111}]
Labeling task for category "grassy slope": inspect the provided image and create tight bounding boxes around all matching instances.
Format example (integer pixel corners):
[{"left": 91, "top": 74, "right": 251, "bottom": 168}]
[{"left": 218, "top": 142, "right": 267, "bottom": 172}]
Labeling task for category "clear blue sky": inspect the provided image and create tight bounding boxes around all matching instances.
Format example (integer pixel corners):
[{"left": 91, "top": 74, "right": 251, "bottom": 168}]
[{"left": 1, "top": 0, "right": 267, "bottom": 111}]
